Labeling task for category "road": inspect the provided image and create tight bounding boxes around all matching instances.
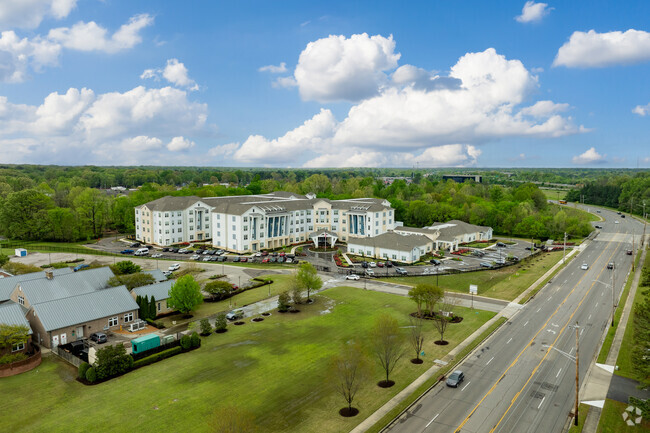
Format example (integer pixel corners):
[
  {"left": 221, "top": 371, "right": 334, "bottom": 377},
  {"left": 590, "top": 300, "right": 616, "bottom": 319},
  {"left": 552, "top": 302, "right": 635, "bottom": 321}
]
[{"left": 386, "top": 207, "right": 645, "bottom": 433}]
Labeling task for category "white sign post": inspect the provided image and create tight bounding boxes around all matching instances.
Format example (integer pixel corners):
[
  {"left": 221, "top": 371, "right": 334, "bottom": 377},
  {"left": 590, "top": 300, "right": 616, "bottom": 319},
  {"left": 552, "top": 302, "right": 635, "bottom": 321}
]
[{"left": 469, "top": 285, "right": 478, "bottom": 309}]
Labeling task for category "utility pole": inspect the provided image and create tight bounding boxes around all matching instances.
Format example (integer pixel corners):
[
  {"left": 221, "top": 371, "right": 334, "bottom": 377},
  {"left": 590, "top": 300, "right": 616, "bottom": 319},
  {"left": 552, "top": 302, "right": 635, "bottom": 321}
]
[
  {"left": 574, "top": 321, "right": 580, "bottom": 426},
  {"left": 563, "top": 232, "right": 567, "bottom": 264}
]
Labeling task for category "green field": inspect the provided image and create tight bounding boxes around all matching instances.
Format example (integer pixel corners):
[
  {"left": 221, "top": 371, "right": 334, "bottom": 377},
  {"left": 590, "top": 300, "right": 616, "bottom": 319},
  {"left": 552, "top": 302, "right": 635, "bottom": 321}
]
[
  {"left": 541, "top": 188, "right": 569, "bottom": 201},
  {"left": 0, "top": 286, "right": 495, "bottom": 433},
  {"left": 378, "top": 252, "right": 564, "bottom": 301},
  {"left": 597, "top": 399, "right": 650, "bottom": 433}
]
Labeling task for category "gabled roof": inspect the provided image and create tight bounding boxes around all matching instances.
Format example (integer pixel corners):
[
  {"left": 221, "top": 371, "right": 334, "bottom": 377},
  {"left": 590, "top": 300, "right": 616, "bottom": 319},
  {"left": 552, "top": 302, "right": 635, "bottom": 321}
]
[
  {"left": 18, "top": 267, "right": 115, "bottom": 305},
  {"left": 0, "top": 302, "right": 32, "bottom": 334},
  {"left": 0, "top": 268, "right": 74, "bottom": 303},
  {"left": 427, "top": 220, "right": 490, "bottom": 241},
  {"left": 348, "top": 232, "right": 431, "bottom": 251},
  {"left": 131, "top": 279, "right": 174, "bottom": 301},
  {"left": 32, "top": 286, "right": 138, "bottom": 332},
  {"left": 143, "top": 269, "right": 167, "bottom": 283},
  {"left": 136, "top": 196, "right": 205, "bottom": 212}
]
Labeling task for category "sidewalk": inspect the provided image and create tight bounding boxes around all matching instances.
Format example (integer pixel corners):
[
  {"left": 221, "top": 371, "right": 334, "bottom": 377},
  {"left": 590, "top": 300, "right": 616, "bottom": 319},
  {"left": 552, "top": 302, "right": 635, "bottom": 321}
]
[
  {"left": 581, "top": 245, "right": 647, "bottom": 433},
  {"left": 350, "top": 242, "right": 582, "bottom": 433}
]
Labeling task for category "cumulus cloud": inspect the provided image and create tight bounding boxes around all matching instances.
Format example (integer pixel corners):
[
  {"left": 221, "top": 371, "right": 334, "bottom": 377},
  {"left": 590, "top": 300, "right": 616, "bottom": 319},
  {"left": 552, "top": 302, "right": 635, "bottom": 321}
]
[
  {"left": 259, "top": 62, "right": 287, "bottom": 73},
  {"left": 554, "top": 29, "right": 650, "bottom": 68},
  {"left": 48, "top": 13, "right": 153, "bottom": 53},
  {"left": 0, "top": 30, "right": 61, "bottom": 82},
  {"left": 119, "top": 136, "right": 163, "bottom": 152},
  {"left": 141, "top": 58, "right": 198, "bottom": 90},
  {"left": 208, "top": 142, "right": 239, "bottom": 158},
  {"left": 0, "top": 0, "right": 78, "bottom": 30},
  {"left": 167, "top": 136, "right": 195, "bottom": 152},
  {"left": 632, "top": 103, "right": 650, "bottom": 116},
  {"left": 232, "top": 45, "right": 582, "bottom": 167},
  {"left": 572, "top": 147, "right": 605, "bottom": 164},
  {"left": 515, "top": 1, "right": 553, "bottom": 23},
  {"left": 292, "top": 33, "right": 400, "bottom": 102}
]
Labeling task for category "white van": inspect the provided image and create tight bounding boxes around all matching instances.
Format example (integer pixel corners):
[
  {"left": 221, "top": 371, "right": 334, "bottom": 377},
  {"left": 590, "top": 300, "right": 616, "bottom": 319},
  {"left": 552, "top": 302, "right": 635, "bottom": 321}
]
[{"left": 134, "top": 248, "right": 149, "bottom": 256}]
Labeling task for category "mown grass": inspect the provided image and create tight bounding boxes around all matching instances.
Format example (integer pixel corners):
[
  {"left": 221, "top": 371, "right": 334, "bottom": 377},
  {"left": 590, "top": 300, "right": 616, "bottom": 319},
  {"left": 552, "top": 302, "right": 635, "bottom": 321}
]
[
  {"left": 378, "top": 252, "right": 564, "bottom": 301},
  {"left": 0, "top": 286, "right": 494, "bottom": 433},
  {"left": 567, "top": 403, "right": 589, "bottom": 433},
  {"left": 597, "top": 399, "right": 650, "bottom": 433}
]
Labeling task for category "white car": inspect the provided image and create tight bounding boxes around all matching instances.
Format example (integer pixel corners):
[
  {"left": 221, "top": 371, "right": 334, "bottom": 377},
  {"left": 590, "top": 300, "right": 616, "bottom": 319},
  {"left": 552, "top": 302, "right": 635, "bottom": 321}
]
[
  {"left": 168, "top": 263, "right": 180, "bottom": 271},
  {"left": 254, "top": 252, "right": 262, "bottom": 257},
  {"left": 202, "top": 257, "right": 211, "bottom": 261},
  {"left": 162, "top": 270, "right": 173, "bottom": 277},
  {"left": 191, "top": 254, "right": 200, "bottom": 260},
  {"left": 366, "top": 269, "right": 375, "bottom": 276},
  {"left": 346, "top": 274, "right": 360, "bottom": 280},
  {"left": 581, "top": 263, "right": 589, "bottom": 270},
  {"left": 369, "top": 262, "right": 377, "bottom": 268},
  {"left": 178, "top": 248, "right": 189, "bottom": 253},
  {"left": 615, "top": 220, "right": 619, "bottom": 224},
  {"left": 151, "top": 253, "right": 163, "bottom": 258}
]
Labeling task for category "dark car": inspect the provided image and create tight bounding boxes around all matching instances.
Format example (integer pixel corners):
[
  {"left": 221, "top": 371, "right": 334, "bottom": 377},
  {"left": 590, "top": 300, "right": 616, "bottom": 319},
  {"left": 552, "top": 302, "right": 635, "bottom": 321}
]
[
  {"left": 233, "top": 256, "right": 240, "bottom": 262},
  {"left": 361, "top": 261, "right": 369, "bottom": 269},
  {"left": 196, "top": 249, "right": 204, "bottom": 255},
  {"left": 595, "top": 225, "right": 603, "bottom": 229},
  {"left": 69, "top": 339, "right": 86, "bottom": 354},
  {"left": 270, "top": 257, "right": 277, "bottom": 263},
  {"left": 627, "top": 250, "right": 633, "bottom": 255},
  {"left": 446, "top": 370, "right": 465, "bottom": 387},
  {"left": 171, "top": 248, "right": 180, "bottom": 253},
  {"left": 385, "top": 261, "right": 393, "bottom": 268},
  {"left": 472, "top": 250, "right": 485, "bottom": 257},
  {"left": 73, "top": 263, "right": 89, "bottom": 272},
  {"left": 120, "top": 249, "right": 134, "bottom": 254},
  {"left": 162, "top": 247, "right": 170, "bottom": 252},
  {"left": 496, "top": 242, "right": 507, "bottom": 247},
  {"left": 607, "top": 262, "right": 614, "bottom": 270},
  {"left": 430, "top": 259, "right": 442, "bottom": 265},
  {"left": 261, "top": 251, "right": 269, "bottom": 256},
  {"left": 130, "top": 242, "right": 141, "bottom": 248},
  {"left": 90, "top": 332, "right": 107, "bottom": 344}
]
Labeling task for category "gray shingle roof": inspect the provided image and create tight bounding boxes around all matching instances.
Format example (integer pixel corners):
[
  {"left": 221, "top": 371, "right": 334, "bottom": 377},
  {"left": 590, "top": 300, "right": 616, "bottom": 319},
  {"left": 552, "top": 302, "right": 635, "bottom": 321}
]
[
  {"left": 143, "top": 269, "right": 167, "bottom": 282},
  {"left": 427, "top": 220, "right": 490, "bottom": 241},
  {"left": 32, "top": 286, "right": 138, "bottom": 332},
  {"left": 348, "top": 232, "right": 431, "bottom": 251},
  {"left": 0, "top": 268, "right": 74, "bottom": 302},
  {"left": 0, "top": 302, "right": 32, "bottom": 334},
  {"left": 131, "top": 279, "right": 174, "bottom": 300},
  {"left": 18, "top": 267, "right": 115, "bottom": 305}
]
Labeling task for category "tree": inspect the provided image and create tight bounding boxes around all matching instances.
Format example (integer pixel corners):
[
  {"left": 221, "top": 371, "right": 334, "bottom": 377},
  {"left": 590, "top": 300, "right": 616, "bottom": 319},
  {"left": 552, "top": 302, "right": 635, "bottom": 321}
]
[
  {"left": 136, "top": 295, "right": 150, "bottom": 320},
  {"left": 167, "top": 275, "right": 204, "bottom": 315},
  {"left": 200, "top": 318, "right": 212, "bottom": 336},
  {"left": 210, "top": 406, "right": 258, "bottom": 433},
  {"left": 94, "top": 343, "right": 133, "bottom": 380},
  {"left": 631, "top": 296, "right": 650, "bottom": 388},
  {"left": 214, "top": 312, "right": 228, "bottom": 333},
  {"left": 110, "top": 260, "right": 141, "bottom": 275},
  {"left": 432, "top": 295, "right": 461, "bottom": 344},
  {"left": 291, "top": 276, "right": 304, "bottom": 305},
  {"left": 277, "top": 291, "right": 291, "bottom": 312},
  {"left": 0, "top": 324, "right": 30, "bottom": 350},
  {"left": 408, "top": 285, "right": 426, "bottom": 317},
  {"left": 149, "top": 295, "right": 157, "bottom": 319},
  {"left": 330, "top": 342, "right": 369, "bottom": 415},
  {"left": 2, "top": 262, "right": 42, "bottom": 275},
  {"left": 408, "top": 317, "right": 426, "bottom": 364},
  {"left": 73, "top": 188, "right": 108, "bottom": 238},
  {"left": 421, "top": 284, "right": 444, "bottom": 316},
  {"left": 295, "top": 262, "right": 322, "bottom": 302},
  {"left": 107, "top": 273, "right": 155, "bottom": 290},
  {"left": 204, "top": 280, "right": 233, "bottom": 300},
  {"left": 0, "top": 252, "right": 8, "bottom": 268},
  {"left": 370, "top": 314, "right": 404, "bottom": 387}
]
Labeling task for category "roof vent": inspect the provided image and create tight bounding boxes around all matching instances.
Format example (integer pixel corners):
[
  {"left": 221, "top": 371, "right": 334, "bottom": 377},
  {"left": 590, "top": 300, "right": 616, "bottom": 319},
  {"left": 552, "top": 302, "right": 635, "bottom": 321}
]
[{"left": 45, "top": 271, "right": 54, "bottom": 280}]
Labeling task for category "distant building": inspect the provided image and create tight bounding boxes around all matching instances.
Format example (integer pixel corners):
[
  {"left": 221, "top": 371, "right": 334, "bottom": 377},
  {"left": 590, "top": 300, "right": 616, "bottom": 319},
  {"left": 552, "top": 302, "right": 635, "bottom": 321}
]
[
  {"left": 442, "top": 174, "right": 482, "bottom": 183},
  {"left": 380, "top": 176, "right": 412, "bottom": 185}
]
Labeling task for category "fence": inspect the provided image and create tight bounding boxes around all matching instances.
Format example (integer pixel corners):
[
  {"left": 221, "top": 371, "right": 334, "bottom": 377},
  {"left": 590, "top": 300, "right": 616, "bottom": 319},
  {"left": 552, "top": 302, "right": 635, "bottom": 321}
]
[
  {"left": 0, "top": 240, "right": 119, "bottom": 259},
  {"left": 0, "top": 344, "right": 42, "bottom": 377},
  {"left": 54, "top": 345, "right": 83, "bottom": 367}
]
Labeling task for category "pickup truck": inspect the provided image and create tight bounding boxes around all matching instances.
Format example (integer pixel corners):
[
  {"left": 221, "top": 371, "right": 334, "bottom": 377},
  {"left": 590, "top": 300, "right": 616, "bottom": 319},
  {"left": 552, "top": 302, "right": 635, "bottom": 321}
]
[{"left": 120, "top": 249, "right": 134, "bottom": 254}]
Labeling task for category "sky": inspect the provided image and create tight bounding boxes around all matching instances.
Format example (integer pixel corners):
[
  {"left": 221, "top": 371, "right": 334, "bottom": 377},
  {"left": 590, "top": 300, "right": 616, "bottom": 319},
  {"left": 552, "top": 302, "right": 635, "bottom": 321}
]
[{"left": 0, "top": 0, "right": 648, "bottom": 168}]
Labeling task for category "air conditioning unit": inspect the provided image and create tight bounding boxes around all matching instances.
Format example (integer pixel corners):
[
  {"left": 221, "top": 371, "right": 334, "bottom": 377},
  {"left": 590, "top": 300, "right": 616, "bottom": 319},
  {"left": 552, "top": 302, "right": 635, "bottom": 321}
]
[{"left": 128, "top": 320, "right": 147, "bottom": 332}]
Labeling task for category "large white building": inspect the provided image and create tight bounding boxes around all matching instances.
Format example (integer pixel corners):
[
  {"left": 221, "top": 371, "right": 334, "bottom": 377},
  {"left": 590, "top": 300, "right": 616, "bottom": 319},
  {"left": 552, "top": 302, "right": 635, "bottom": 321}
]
[{"left": 135, "top": 192, "right": 397, "bottom": 253}]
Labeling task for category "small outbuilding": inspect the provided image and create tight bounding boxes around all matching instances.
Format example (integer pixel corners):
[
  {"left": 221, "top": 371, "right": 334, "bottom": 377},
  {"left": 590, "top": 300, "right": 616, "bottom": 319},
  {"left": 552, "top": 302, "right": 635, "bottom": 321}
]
[
  {"left": 131, "top": 334, "right": 160, "bottom": 354},
  {"left": 14, "top": 248, "right": 27, "bottom": 257}
]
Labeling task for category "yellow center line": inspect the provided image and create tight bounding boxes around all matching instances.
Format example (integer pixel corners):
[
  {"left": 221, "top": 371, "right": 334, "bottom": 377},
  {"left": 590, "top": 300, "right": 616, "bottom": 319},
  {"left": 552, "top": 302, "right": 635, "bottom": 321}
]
[{"left": 454, "top": 234, "right": 620, "bottom": 433}]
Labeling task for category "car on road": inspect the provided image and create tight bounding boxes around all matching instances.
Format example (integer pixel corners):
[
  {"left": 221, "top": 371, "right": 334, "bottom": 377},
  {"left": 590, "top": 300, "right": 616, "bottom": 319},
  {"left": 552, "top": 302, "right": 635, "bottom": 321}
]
[
  {"left": 162, "top": 270, "right": 173, "bottom": 277},
  {"left": 595, "top": 225, "right": 603, "bottom": 229},
  {"left": 168, "top": 263, "right": 180, "bottom": 271},
  {"left": 597, "top": 210, "right": 601, "bottom": 213},
  {"left": 226, "top": 309, "right": 244, "bottom": 321},
  {"left": 627, "top": 250, "right": 633, "bottom": 255},
  {"left": 120, "top": 249, "right": 134, "bottom": 254},
  {"left": 621, "top": 214, "right": 625, "bottom": 218},
  {"left": 151, "top": 253, "right": 163, "bottom": 258},
  {"left": 395, "top": 267, "right": 407, "bottom": 275},
  {"left": 346, "top": 274, "right": 360, "bottom": 280},
  {"left": 615, "top": 220, "right": 619, "bottom": 224},
  {"left": 607, "top": 262, "right": 614, "bottom": 270},
  {"left": 90, "top": 332, "right": 107, "bottom": 344},
  {"left": 446, "top": 370, "right": 465, "bottom": 388},
  {"left": 581, "top": 263, "right": 589, "bottom": 270}
]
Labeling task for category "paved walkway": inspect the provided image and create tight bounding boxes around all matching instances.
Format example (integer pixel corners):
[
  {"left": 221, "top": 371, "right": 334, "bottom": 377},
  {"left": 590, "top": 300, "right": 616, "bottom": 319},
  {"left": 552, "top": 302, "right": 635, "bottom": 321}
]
[{"left": 350, "top": 243, "right": 582, "bottom": 433}]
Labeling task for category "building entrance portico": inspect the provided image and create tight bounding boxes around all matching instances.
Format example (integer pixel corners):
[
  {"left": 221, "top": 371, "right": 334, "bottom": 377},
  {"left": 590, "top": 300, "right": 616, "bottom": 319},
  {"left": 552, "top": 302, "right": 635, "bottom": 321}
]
[{"left": 309, "top": 230, "right": 338, "bottom": 248}]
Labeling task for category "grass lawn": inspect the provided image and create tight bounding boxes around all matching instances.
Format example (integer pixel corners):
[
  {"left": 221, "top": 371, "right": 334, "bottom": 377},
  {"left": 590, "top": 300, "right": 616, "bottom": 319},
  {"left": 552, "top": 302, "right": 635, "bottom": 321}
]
[
  {"left": 567, "top": 403, "right": 589, "bottom": 433},
  {"left": 597, "top": 399, "right": 650, "bottom": 433},
  {"left": 378, "top": 252, "right": 564, "bottom": 301},
  {"left": 158, "top": 274, "right": 297, "bottom": 327},
  {"left": 0, "top": 286, "right": 494, "bottom": 433},
  {"left": 541, "top": 188, "right": 569, "bottom": 201},
  {"left": 614, "top": 250, "right": 649, "bottom": 379}
]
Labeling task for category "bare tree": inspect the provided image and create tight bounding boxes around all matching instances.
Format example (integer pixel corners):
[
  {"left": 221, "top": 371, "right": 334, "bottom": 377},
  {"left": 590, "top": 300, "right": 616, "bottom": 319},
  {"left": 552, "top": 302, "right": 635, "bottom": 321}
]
[
  {"left": 370, "top": 314, "right": 405, "bottom": 387},
  {"left": 210, "top": 406, "right": 257, "bottom": 433},
  {"left": 432, "top": 294, "right": 461, "bottom": 344},
  {"left": 408, "top": 316, "right": 425, "bottom": 364},
  {"left": 422, "top": 284, "right": 444, "bottom": 316},
  {"left": 330, "top": 342, "right": 369, "bottom": 416}
]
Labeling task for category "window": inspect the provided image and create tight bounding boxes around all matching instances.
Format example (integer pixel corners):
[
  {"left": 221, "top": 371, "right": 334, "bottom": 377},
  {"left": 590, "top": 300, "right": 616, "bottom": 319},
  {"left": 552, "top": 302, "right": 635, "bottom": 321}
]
[
  {"left": 190, "top": 235, "right": 194, "bottom": 240},
  {"left": 217, "top": 214, "right": 221, "bottom": 220},
  {"left": 243, "top": 226, "right": 248, "bottom": 231},
  {"left": 189, "top": 218, "right": 194, "bottom": 223},
  {"left": 177, "top": 212, "right": 182, "bottom": 216},
  {"left": 177, "top": 220, "right": 181, "bottom": 225},
  {"left": 232, "top": 234, "right": 236, "bottom": 240},
  {"left": 18, "top": 296, "right": 24, "bottom": 306},
  {"left": 189, "top": 226, "right": 193, "bottom": 231},
  {"left": 217, "top": 223, "right": 220, "bottom": 228},
  {"left": 375, "top": 229, "right": 378, "bottom": 234},
  {"left": 244, "top": 235, "right": 248, "bottom": 240},
  {"left": 392, "top": 254, "right": 397, "bottom": 259},
  {"left": 243, "top": 217, "right": 248, "bottom": 222},
  {"left": 108, "top": 316, "right": 118, "bottom": 327},
  {"left": 375, "top": 221, "right": 378, "bottom": 226},
  {"left": 165, "top": 213, "right": 169, "bottom": 217},
  {"left": 12, "top": 342, "right": 25, "bottom": 352},
  {"left": 232, "top": 216, "right": 236, "bottom": 222},
  {"left": 165, "top": 221, "right": 169, "bottom": 225},
  {"left": 158, "top": 302, "right": 161, "bottom": 311},
  {"left": 123, "top": 312, "right": 134, "bottom": 322},
  {"left": 205, "top": 217, "right": 209, "bottom": 222},
  {"left": 165, "top": 230, "right": 169, "bottom": 234},
  {"left": 217, "top": 231, "right": 220, "bottom": 237}
]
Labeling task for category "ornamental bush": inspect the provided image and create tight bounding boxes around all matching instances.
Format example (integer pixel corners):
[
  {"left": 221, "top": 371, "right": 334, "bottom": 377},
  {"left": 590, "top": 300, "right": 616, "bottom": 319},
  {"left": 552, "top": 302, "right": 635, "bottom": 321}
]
[
  {"left": 85, "top": 367, "right": 97, "bottom": 383},
  {"left": 78, "top": 362, "right": 90, "bottom": 379},
  {"left": 190, "top": 332, "right": 200, "bottom": 348},
  {"left": 180, "top": 334, "right": 192, "bottom": 350},
  {"left": 199, "top": 318, "right": 212, "bottom": 336},
  {"left": 214, "top": 312, "right": 227, "bottom": 333}
]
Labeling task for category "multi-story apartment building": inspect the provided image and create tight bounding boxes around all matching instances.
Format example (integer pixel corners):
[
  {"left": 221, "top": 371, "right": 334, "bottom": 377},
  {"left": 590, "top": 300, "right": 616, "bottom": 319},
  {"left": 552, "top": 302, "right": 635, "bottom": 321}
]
[{"left": 135, "top": 192, "right": 397, "bottom": 253}]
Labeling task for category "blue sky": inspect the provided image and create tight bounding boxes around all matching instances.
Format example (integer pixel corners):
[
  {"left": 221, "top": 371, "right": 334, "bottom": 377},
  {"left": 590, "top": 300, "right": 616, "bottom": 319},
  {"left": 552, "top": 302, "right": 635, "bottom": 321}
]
[{"left": 0, "top": 0, "right": 648, "bottom": 168}]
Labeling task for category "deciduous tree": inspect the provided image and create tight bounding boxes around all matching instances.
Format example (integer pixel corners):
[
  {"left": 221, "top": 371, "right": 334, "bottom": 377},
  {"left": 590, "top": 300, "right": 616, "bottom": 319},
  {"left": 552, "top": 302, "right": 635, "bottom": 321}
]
[
  {"left": 370, "top": 314, "right": 404, "bottom": 387},
  {"left": 295, "top": 262, "right": 322, "bottom": 302},
  {"left": 167, "top": 275, "right": 203, "bottom": 315},
  {"left": 330, "top": 341, "right": 369, "bottom": 414}
]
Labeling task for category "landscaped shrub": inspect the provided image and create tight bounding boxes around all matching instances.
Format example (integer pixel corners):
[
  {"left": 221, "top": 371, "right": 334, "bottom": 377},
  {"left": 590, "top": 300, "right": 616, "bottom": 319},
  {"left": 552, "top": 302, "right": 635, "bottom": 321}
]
[
  {"left": 278, "top": 291, "right": 291, "bottom": 312},
  {"left": 199, "top": 318, "right": 212, "bottom": 336},
  {"left": 85, "top": 367, "right": 97, "bottom": 383},
  {"left": 180, "top": 334, "right": 192, "bottom": 350},
  {"left": 0, "top": 353, "right": 27, "bottom": 365},
  {"left": 94, "top": 344, "right": 134, "bottom": 380},
  {"left": 132, "top": 346, "right": 182, "bottom": 368},
  {"left": 78, "top": 362, "right": 90, "bottom": 379},
  {"left": 214, "top": 312, "right": 227, "bottom": 333},
  {"left": 145, "top": 318, "right": 166, "bottom": 329},
  {"left": 190, "top": 332, "right": 200, "bottom": 348}
]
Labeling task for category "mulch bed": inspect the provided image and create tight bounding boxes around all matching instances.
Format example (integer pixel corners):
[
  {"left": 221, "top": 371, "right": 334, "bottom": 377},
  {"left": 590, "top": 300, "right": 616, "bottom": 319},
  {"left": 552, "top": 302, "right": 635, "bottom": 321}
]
[
  {"left": 339, "top": 407, "right": 359, "bottom": 417},
  {"left": 289, "top": 309, "right": 300, "bottom": 314},
  {"left": 410, "top": 358, "right": 424, "bottom": 364},
  {"left": 215, "top": 329, "right": 227, "bottom": 334},
  {"left": 409, "top": 312, "right": 463, "bottom": 323},
  {"left": 377, "top": 380, "right": 395, "bottom": 388},
  {"left": 434, "top": 340, "right": 449, "bottom": 346},
  {"left": 262, "top": 312, "right": 271, "bottom": 316},
  {"left": 252, "top": 318, "right": 264, "bottom": 322},
  {"left": 233, "top": 321, "right": 245, "bottom": 326}
]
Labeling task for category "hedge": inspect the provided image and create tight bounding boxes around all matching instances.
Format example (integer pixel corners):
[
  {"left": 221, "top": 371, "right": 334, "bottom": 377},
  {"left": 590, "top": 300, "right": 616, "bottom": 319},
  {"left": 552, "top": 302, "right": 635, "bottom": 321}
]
[
  {"left": 78, "top": 362, "right": 90, "bottom": 379},
  {"left": 133, "top": 346, "right": 182, "bottom": 369},
  {"left": 85, "top": 367, "right": 97, "bottom": 383}
]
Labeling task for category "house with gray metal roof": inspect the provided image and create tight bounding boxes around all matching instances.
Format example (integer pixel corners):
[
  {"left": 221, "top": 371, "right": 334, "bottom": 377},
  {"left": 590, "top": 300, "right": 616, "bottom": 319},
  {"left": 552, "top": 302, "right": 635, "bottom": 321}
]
[
  {"left": 131, "top": 280, "right": 174, "bottom": 316},
  {"left": 0, "top": 268, "right": 74, "bottom": 303},
  {"left": 0, "top": 302, "right": 33, "bottom": 358},
  {"left": 347, "top": 232, "right": 433, "bottom": 264},
  {"left": 143, "top": 269, "right": 167, "bottom": 283}
]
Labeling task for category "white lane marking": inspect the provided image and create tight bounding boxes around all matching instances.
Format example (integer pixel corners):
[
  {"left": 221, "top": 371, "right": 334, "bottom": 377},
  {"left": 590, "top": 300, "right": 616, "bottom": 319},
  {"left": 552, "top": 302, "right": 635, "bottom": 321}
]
[
  {"left": 570, "top": 347, "right": 574, "bottom": 355},
  {"left": 580, "top": 328, "right": 584, "bottom": 336},
  {"left": 556, "top": 368, "right": 562, "bottom": 378},
  {"left": 524, "top": 321, "right": 529, "bottom": 327},
  {"left": 461, "top": 382, "right": 471, "bottom": 391},
  {"left": 563, "top": 279, "right": 568, "bottom": 284},
  {"left": 601, "top": 291, "right": 604, "bottom": 297},
  {"left": 588, "top": 314, "right": 592, "bottom": 320},
  {"left": 547, "top": 296, "right": 552, "bottom": 301},
  {"left": 538, "top": 396, "right": 546, "bottom": 409},
  {"left": 536, "top": 308, "right": 541, "bottom": 313},
  {"left": 507, "top": 337, "right": 512, "bottom": 344},
  {"left": 425, "top": 414, "right": 439, "bottom": 428},
  {"left": 556, "top": 287, "right": 561, "bottom": 293},
  {"left": 486, "top": 357, "right": 494, "bottom": 366}
]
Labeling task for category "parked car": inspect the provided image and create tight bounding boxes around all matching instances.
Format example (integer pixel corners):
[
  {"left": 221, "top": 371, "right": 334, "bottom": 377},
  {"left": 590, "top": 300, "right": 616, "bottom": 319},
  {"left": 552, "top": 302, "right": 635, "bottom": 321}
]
[
  {"left": 430, "top": 259, "right": 442, "bottom": 265},
  {"left": 130, "top": 242, "right": 141, "bottom": 248},
  {"left": 621, "top": 215, "right": 626, "bottom": 218},
  {"left": 269, "top": 257, "right": 277, "bottom": 263},
  {"left": 216, "top": 249, "right": 224, "bottom": 255},
  {"left": 191, "top": 254, "right": 200, "bottom": 260},
  {"left": 240, "top": 257, "right": 248, "bottom": 262},
  {"left": 385, "top": 261, "right": 393, "bottom": 268},
  {"left": 446, "top": 370, "right": 465, "bottom": 387},
  {"left": 226, "top": 309, "right": 244, "bottom": 321},
  {"left": 480, "top": 262, "right": 493, "bottom": 268},
  {"left": 178, "top": 248, "right": 189, "bottom": 254},
  {"left": 581, "top": 263, "right": 589, "bottom": 270},
  {"left": 168, "top": 263, "right": 180, "bottom": 271},
  {"left": 395, "top": 267, "right": 407, "bottom": 275},
  {"left": 90, "top": 332, "right": 107, "bottom": 344},
  {"left": 277, "top": 257, "right": 285, "bottom": 263},
  {"left": 377, "top": 262, "right": 384, "bottom": 268},
  {"left": 361, "top": 261, "right": 369, "bottom": 268},
  {"left": 233, "top": 256, "right": 240, "bottom": 262},
  {"left": 260, "top": 251, "right": 268, "bottom": 256},
  {"left": 202, "top": 257, "right": 211, "bottom": 262},
  {"left": 595, "top": 225, "right": 603, "bottom": 229},
  {"left": 369, "top": 262, "right": 377, "bottom": 268},
  {"left": 162, "top": 247, "right": 170, "bottom": 252},
  {"left": 495, "top": 258, "right": 506, "bottom": 265},
  {"left": 496, "top": 242, "right": 507, "bottom": 247},
  {"left": 120, "top": 249, "right": 134, "bottom": 254},
  {"left": 472, "top": 250, "right": 485, "bottom": 257},
  {"left": 253, "top": 252, "right": 262, "bottom": 257},
  {"left": 151, "top": 253, "right": 163, "bottom": 258},
  {"left": 171, "top": 248, "right": 180, "bottom": 253},
  {"left": 285, "top": 258, "right": 293, "bottom": 263},
  {"left": 346, "top": 274, "right": 360, "bottom": 280},
  {"left": 162, "top": 270, "right": 173, "bottom": 277},
  {"left": 73, "top": 263, "right": 89, "bottom": 272},
  {"left": 615, "top": 220, "right": 619, "bottom": 224},
  {"left": 596, "top": 210, "right": 601, "bottom": 213},
  {"left": 607, "top": 262, "right": 614, "bottom": 270},
  {"left": 366, "top": 269, "right": 375, "bottom": 276}
]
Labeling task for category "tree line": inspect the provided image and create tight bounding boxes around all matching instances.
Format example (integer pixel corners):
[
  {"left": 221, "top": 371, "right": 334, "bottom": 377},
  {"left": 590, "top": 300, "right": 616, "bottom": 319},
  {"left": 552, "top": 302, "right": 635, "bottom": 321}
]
[{"left": 566, "top": 171, "right": 650, "bottom": 216}]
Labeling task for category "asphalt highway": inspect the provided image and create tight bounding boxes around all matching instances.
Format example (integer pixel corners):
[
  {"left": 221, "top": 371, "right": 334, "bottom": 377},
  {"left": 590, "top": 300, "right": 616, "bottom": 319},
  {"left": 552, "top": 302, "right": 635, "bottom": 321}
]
[{"left": 386, "top": 206, "right": 645, "bottom": 433}]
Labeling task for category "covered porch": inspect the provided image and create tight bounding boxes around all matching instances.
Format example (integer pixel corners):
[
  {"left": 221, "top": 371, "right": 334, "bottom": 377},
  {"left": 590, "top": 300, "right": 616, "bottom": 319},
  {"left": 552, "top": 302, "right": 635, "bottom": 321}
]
[{"left": 309, "top": 230, "right": 338, "bottom": 248}]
